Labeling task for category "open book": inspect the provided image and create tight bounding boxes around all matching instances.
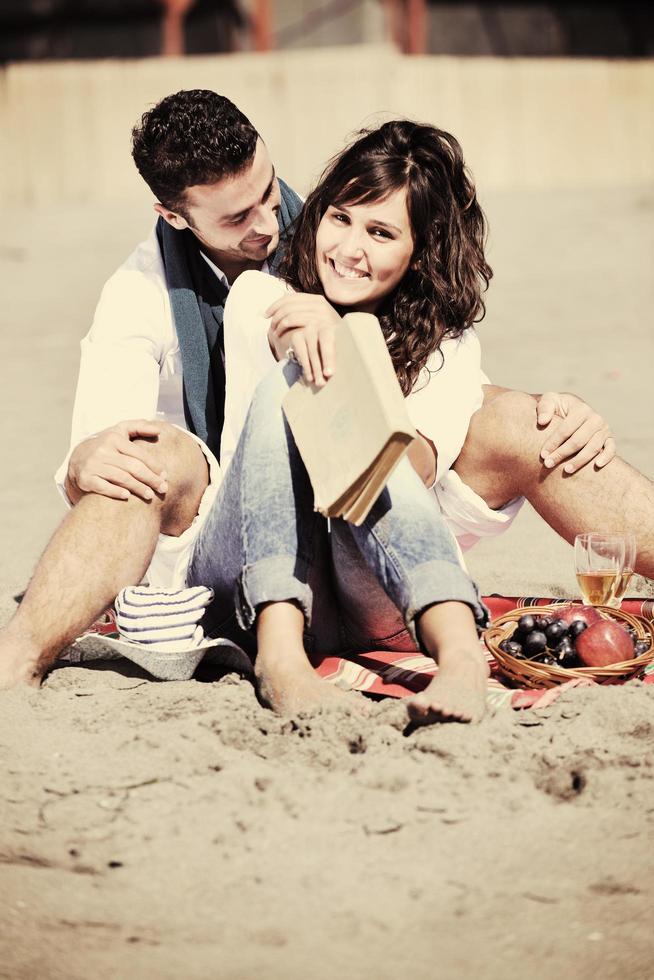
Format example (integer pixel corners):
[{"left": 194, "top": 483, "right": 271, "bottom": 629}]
[{"left": 282, "top": 312, "right": 417, "bottom": 526}]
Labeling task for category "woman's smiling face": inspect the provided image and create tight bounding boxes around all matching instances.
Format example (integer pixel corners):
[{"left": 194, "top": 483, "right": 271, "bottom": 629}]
[{"left": 315, "top": 187, "right": 414, "bottom": 314}]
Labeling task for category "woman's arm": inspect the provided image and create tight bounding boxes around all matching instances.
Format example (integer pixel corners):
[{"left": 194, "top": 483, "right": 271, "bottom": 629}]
[
  {"left": 406, "top": 330, "right": 484, "bottom": 486},
  {"left": 407, "top": 433, "right": 438, "bottom": 487},
  {"left": 221, "top": 270, "right": 288, "bottom": 471}
]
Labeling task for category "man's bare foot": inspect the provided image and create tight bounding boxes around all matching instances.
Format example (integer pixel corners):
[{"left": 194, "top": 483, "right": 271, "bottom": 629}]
[
  {"left": 406, "top": 648, "right": 488, "bottom": 726},
  {"left": 255, "top": 649, "right": 361, "bottom": 715},
  {"left": 0, "top": 633, "right": 43, "bottom": 690}
]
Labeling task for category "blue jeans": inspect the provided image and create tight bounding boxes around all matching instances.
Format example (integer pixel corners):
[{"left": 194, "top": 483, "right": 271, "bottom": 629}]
[{"left": 187, "top": 362, "right": 487, "bottom": 657}]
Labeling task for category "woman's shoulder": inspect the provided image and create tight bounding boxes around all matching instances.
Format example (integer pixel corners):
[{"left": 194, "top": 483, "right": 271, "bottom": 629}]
[{"left": 425, "top": 326, "right": 481, "bottom": 368}]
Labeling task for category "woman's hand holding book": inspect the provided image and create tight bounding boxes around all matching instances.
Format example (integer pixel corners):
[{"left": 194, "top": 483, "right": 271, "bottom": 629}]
[{"left": 266, "top": 293, "right": 341, "bottom": 388}]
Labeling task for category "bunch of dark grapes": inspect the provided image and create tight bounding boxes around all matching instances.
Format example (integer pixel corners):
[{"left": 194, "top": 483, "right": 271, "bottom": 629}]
[{"left": 499, "top": 613, "right": 648, "bottom": 668}]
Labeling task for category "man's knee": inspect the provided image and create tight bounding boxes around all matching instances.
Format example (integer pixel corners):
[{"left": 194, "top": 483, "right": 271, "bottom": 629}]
[
  {"left": 468, "top": 389, "right": 540, "bottom": 465},
  {"left": 133, "top": 424, "right": 210, "bottom": 536},
  {"left": 133, "top": 423, "right": 208, "bottom": 493},
  {"left": 454, "top": 389, "right": 538, "bottom": 510}
]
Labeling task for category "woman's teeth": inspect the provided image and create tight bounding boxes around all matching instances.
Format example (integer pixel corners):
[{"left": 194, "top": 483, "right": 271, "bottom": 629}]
[{"left": 331, "top": 259, "right": 367, "bottom": 279}]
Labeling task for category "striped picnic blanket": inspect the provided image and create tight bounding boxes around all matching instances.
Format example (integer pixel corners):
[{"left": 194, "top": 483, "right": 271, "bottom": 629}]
[{"left": 78, "top": 593, "right": 654, "bottom": 709}]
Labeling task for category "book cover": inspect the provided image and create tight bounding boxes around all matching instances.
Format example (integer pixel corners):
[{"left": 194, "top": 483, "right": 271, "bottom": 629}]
[{"left": 282, "top": 312, "right": 417, "bottom": 525}]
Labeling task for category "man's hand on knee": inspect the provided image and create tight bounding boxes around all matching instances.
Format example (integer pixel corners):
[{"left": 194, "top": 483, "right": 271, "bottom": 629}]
[
  {"left": 65, "top": 420, "right": 169, "bottom": 505},
  {"left": 535, "top": 391, "right": 616, "bottom": 474}
]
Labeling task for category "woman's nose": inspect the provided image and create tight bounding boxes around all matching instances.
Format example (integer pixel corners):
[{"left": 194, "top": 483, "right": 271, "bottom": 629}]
[{"left": 340, "top": 226, "right": 365, "bottom": 257}]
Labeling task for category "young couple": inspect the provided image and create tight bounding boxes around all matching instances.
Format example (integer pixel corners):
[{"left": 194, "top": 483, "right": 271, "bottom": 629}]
[{"left": 1, "top": 91, "right": 651, "bottom": 726}]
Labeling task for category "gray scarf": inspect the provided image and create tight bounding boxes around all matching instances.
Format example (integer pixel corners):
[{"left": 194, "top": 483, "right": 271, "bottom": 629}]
[{"left": 156, "top": 178, "right": 303, "bottom": 461}]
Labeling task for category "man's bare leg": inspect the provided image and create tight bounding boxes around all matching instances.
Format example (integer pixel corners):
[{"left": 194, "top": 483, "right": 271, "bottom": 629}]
[
  {"left": 406, "top": 602, "right": 488, "bottom": 726},
  {"left": 0, "top": 425, "right": 209, "bottom": 689},
  {"left": 254, "top": 601, "right": 362, "bottom": 714},
  {"left": 455, "top": 389, "right": 654, "bottom": 578}
]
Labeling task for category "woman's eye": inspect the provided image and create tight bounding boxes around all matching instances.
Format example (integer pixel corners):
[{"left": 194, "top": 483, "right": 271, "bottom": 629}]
[
  {"left": 371, "top": 228, "right": 392, "bottom": 239},
  {"left": 332, "top": 212, "right": 348, "bottom": 223}
]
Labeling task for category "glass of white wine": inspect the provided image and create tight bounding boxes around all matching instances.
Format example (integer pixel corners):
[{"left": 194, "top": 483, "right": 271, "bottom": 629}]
[
  {"left": 606, "top": 533, "right": 636, "bottom": 608},
  {"left": 574, "top": 532, "right": 628, "bottom": 607}
]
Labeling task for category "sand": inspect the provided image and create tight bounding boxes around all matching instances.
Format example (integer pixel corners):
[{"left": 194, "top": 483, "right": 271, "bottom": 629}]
[{"left": 1, "top": 188, "right": 653, "bottom": 979}]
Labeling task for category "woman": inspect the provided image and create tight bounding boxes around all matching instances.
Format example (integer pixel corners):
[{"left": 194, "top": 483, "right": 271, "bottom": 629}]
[{"left": 188, "top": 120, "right": 494, "bottom": 726}]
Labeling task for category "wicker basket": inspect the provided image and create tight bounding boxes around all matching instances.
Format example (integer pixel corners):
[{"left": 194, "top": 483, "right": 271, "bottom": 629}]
[{"left": 484, "top": 604, "right": 654, "bottom": 689}]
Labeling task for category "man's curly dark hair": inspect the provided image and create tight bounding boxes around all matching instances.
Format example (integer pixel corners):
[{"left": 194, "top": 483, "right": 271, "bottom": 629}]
[
  {"left": 131, "top": 89, "right": 259, "bottom": 218},
  {"left": 281, "top": 120, "right": 492, "bottom": 396}
]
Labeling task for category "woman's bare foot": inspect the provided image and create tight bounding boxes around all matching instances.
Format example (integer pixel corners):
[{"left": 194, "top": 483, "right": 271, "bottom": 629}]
[
  {"left": 406, "top": 647, "right": 488, "bottom": 726},
  {"left": 255, "top": 648, "right": 358, "bottom": 715},
  {"left": 255, "top": 600, "right": 361, "bottom": 715}
]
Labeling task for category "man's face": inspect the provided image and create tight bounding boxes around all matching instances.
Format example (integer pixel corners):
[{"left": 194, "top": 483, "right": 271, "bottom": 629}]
[{"left": 156, "top": 139, "right": 281, "bottom": 271}]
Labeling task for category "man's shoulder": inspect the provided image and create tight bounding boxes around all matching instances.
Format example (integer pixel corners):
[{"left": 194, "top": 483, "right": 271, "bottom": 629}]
[
  {"left": 97, "top": 226, "right": 167, "bottom": 310},
  {"left": 106, "top": 225, "right": 164, "bottom": 284},
  {"left": 90, "top": 226, "right": 171, "bottom": 344}
]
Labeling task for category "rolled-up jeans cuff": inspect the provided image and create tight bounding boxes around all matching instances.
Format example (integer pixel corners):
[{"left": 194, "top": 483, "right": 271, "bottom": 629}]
[
  {"left": 404, "top": 559, "right": 489, "bottom": 644},
  {"left": 237, "top": 555, "right": 313, "bottom": 632}
]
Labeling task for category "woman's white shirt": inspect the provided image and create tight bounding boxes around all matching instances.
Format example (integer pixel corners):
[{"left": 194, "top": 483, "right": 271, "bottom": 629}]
[{"left": 221, "top": 270, "right": 485, "bottom": 485}]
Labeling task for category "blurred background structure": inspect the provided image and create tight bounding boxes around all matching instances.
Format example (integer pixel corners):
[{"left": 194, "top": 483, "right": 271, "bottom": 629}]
[
  {"left": 1, "top": 3, "right": 653, "bottom": 206},
  {"left": 1, "top": 1, "right": 653, "bottom": 60}
]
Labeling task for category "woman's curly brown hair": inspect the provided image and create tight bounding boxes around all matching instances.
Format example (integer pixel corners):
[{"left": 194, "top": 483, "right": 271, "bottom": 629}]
[{"left": 280, "top": 120, "right": 492, "bottom": 395}]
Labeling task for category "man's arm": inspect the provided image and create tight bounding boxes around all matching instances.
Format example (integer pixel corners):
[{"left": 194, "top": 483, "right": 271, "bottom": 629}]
[{"left": 56, "top": 259, "right": 174, "bottom": 503}]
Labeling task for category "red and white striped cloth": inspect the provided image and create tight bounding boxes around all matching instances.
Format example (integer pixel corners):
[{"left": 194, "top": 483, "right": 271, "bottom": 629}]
[{"left": 79, "top": 593, "right": 654, "bottom": 705}]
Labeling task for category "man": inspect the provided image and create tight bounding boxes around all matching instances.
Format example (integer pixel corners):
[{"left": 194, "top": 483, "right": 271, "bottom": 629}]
[{"left": 0, "top": 89, "right": 651, "bottom": 692}]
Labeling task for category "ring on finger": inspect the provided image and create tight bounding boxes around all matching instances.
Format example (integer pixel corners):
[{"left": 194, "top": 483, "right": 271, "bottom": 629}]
[{"left": 285, "top": 346, "right": 298, "bottom": 363}]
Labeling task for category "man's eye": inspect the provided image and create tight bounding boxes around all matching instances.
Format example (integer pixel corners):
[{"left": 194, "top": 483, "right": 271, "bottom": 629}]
[{"left": 229, "top": 214, "right": 247, "bottom": 225}]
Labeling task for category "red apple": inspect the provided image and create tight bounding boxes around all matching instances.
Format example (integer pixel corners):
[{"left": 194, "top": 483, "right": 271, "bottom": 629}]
[
  {"left": 558, "top": 604, "right": 603, "bottom": 628},
  {"left": 575, "top": 620, "right": 635, "bottom": 667}
]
